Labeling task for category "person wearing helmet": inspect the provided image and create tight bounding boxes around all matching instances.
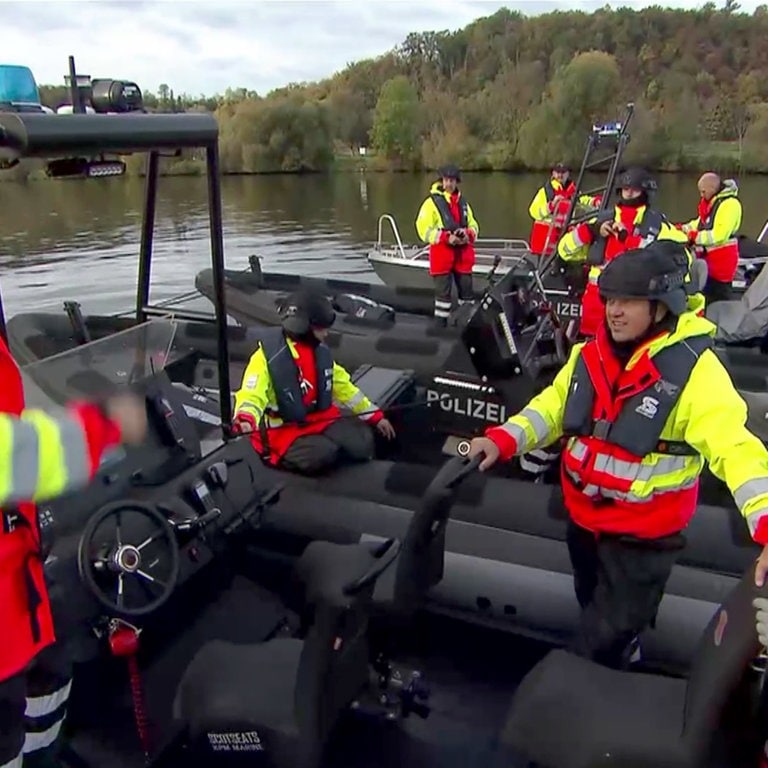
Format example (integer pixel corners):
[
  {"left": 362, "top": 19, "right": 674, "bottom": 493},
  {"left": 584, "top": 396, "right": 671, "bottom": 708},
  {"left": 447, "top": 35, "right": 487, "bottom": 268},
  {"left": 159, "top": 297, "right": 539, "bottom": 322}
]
[
  {"left": 467, "top": 240, "right": 768, "bottom": 669},
  {"left": 527, "top": 162, "right": 601, "bottom": 257},
  {"left": 558, "top": 166, "right": 693, "bottom": 338},
  {"left": 415, "top": 164, "right": 479, "bottom": 327},
  {"left": 677, "top": 172, "right": 742, "bottom": 303},
  {"left": 232, "top": 289, "right": 396, "bottom": 475}
]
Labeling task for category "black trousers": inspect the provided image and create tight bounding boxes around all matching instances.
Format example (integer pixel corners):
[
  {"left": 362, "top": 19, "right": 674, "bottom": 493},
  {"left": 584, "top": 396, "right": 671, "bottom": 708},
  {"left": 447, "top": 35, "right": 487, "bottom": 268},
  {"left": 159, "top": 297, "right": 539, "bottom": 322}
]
[
  {"left": 704, "top": 277, "right": 734, "bottom": 304},
  {"left": 433, "top": 272, "right": 473, "bottom": 322},
  {"left": 279, "top": 418, "right": 375, "bottom": 476},
  {"left": 0, "top": 642, "right": 73, "bottom": 768},
  {"left": 566, "top": 520, "right": 686, "bottom": 669}
]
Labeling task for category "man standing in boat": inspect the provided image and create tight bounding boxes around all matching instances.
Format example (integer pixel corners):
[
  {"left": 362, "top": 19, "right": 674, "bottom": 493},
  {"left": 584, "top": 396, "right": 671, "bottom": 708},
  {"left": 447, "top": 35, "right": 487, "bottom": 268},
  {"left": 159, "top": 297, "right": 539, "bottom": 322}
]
[
  {"left": 557, "top": 167, "right": 694, "bottom": 338},
  {"left": 467, "top": 241, "right": 768, "bottom": 669},
  {"left": 232, "top": 289, "right": 396, "bottom": 475},
  {"left": 415, "top": 164, "right": 479, "bottom": 328},
  {"left": 528, "top": 162, "right": 601, "bottom": 257},
  {"left": 677, "top": 172, "right": 742, "bottom": 303},
  {"left": 0, "top": 348, "right": 147, "bottom": 768}
]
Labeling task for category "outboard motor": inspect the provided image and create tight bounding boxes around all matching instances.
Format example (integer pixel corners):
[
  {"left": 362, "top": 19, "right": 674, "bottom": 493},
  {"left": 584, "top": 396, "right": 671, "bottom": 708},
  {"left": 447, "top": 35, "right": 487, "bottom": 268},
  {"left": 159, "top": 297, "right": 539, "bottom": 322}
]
[{"left": 423, "top": 265, "right": 544, "bottom": 449}]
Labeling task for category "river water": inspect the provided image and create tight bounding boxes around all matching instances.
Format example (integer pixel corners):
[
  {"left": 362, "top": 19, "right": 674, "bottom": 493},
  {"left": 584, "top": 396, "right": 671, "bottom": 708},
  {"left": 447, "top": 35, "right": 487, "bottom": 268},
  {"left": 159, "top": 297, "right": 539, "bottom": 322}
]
[{"left": 1, "top": 171, "right": 766, "bottom": 318}]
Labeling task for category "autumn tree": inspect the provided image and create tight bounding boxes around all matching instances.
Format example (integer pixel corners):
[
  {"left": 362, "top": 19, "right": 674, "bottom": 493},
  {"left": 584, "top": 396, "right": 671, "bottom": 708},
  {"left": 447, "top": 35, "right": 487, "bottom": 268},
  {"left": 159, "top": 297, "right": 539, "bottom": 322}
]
[{"left": 370, "top": 76, "right": 421, "bottom": 165}]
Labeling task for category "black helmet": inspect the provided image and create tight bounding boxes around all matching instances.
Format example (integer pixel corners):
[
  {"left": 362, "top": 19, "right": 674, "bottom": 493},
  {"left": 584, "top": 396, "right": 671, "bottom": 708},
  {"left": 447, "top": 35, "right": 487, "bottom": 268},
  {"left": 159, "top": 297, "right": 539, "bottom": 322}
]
[
  {"left": 280, "top": 288, "right": 336, "bottom": 336},
  {"left": 598, "top": 242, "right": 690, "bottom": 316},
  {"left": 552, "top": 162, "right": 570, "bottom": 173},
  {"left": 437, "top": 164, "right": 461, "bottom": 182},
  {"left": 615, "top": 166, "right": 657, "bottom": 193}
]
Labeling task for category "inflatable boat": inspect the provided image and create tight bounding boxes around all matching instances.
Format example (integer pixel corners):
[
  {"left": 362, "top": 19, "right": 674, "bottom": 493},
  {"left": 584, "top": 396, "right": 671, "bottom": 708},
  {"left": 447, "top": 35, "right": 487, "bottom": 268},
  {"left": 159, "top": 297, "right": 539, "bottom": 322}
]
[
  {"left": 8, "top": 109, "right": 762, "bottom": 768},
  {"left": 38, "top": 345, "right": 765, "bottom": 768}
]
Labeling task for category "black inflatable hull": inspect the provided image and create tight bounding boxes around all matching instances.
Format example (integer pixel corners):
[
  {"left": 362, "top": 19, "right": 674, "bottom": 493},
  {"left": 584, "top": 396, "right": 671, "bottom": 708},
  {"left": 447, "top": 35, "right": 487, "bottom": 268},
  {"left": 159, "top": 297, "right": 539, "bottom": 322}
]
[
  {"left": 249, "top": 457, "right": 754, "bottom": 672},
  {"left": 195, "top": 267, "right": 470, "bottom": 384}
]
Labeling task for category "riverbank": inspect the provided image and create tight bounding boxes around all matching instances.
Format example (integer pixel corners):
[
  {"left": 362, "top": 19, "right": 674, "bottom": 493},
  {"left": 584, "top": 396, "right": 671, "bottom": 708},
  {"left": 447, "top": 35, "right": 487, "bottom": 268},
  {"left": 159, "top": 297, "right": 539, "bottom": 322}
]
[{"left": 0, "top": 139, "right": 762, "bottom": 183}]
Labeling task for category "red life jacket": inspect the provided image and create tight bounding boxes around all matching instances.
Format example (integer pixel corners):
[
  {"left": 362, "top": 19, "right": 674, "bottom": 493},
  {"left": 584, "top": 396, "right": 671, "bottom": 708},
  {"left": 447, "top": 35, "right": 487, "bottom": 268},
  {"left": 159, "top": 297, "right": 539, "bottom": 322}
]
[
  {"left": 529, "top": 179, "right": 577, "bottom": 256},
  {"left": 694, "top": 195, "right": 739, "bottom": 283},
  {"left": 249, "top": 340, "right": 341, "bottom": 465},
  {"left": 0, "top": 334, "right": 54, "bottom": 682},
  {"left": 579, "top": 205, "right": 665, "bottom": 337},
  {"left": 0, "top": 335, "right": 122, "bottom": 681},
  {"left": 559, "top": 326, "right": 704, "bottom": 538},
  {"left": 427, "top": 190, "right": 476, "bottom": 276}
]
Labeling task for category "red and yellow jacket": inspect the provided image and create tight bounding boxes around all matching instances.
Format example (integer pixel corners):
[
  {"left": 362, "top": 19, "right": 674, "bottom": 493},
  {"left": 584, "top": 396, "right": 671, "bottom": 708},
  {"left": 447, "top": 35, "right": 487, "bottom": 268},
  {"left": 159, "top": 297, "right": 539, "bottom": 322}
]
[{"left": 485, "top": 311, "right": 768, "bottom": 543}]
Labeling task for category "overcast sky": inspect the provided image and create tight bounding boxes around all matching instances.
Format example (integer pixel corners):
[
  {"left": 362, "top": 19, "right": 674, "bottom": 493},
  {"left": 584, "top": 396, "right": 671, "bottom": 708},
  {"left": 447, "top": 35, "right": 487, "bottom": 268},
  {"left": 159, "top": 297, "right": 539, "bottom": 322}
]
[{"left": 2, "top": 0, "right": 762, "bottom": 97}]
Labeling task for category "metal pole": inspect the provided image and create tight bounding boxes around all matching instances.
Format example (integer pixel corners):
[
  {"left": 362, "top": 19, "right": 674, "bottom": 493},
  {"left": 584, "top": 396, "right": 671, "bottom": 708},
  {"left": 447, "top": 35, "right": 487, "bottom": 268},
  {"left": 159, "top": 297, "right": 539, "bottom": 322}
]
[
  {"left": 0, "top": 282, "right": 8, "bottom": 344},
  {"left": 67, "top": 56, "right": 84, "bottom": 114},
  {"left": 205, "top": 142, "right": 232, "bottom": 432},
  {"left": 135, "top": 151, "right": 159, "bottom": 323}
]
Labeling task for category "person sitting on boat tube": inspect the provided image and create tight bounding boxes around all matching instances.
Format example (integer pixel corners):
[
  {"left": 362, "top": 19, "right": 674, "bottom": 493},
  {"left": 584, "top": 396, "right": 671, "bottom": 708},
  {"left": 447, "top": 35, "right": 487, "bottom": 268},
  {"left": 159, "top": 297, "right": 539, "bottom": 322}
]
[
  {"left": 557, "top": 166, "right": 695, "bottom": 339},
  {"left": 467, "top": 241, "right": 768, "bottom": 670},
  {"left": 528, "top": 162, "right": 601, "bottom": 257},
  {"left": 232, "top": 289, "right": 396, "bottom": 475},
  {"left": 415, "top": 164, "right": 479, "bottom": 327},
  {"left": 0, "top": 359, "right": 147, "bottom": 768}
]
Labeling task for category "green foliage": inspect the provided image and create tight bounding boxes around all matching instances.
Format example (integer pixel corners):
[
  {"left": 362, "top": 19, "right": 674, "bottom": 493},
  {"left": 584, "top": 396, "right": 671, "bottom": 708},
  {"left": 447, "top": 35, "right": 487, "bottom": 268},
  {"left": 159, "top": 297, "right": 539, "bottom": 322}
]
[
  {"left": 371, "top": 76, "right": 421, "bottom": 166},
  {"left": 31, "top": 4, "right": 768, "bottom": 174}
]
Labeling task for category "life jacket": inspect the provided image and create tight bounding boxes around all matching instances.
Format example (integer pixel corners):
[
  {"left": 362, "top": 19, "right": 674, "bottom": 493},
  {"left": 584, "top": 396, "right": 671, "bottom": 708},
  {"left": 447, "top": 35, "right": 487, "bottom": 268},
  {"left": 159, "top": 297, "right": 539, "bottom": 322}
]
[
  {"left": 0, "top": 334, "right": 54, "bottom": 681},
  {"left": 529, "top": 179, "right": 577, "bottom": 256},
  {"left": 587, "top": 207, "right": 665, "bottom": 266},
  {"left": 425, "top": 187, "right": 476, "bottom": 276},
  {"left": 558, "top": 332, "right": 713, "bottom": 538},
  {"left": 695, "top": 193, "right": 740, "bottom": 283},
  {"left": 562, "top": 334, "right": 711, "bottom": 457},
  {"left": 259, "top": 327, "right": 333, "bottom": 423},
  {"left": 430, "top": 192, "right": 469, "bottom": 232},
  {"left": 577, "top": 206, "right": 665, "bottom": 337}
]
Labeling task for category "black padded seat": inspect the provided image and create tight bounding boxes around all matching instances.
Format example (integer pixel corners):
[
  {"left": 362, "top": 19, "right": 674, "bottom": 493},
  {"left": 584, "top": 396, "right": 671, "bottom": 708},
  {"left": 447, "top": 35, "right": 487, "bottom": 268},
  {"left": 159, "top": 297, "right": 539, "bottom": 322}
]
[
  {"left": 501, "top": 565, "right": 767, "bottom": 768},
  {"left": 175, "top": 539, "right": 400, "bottom": 768},
  {"left": 175, "top": 637, "right": 302, "bottom": 736},
  {"left": 501, "top": 650, "right": 687, "bottom": 767}
]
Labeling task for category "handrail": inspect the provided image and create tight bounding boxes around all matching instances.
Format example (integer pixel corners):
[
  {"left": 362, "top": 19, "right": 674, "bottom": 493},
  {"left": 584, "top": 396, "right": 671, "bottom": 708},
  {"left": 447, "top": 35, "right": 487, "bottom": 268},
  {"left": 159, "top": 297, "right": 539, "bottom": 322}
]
[
  {"left": 758, "top": 219, "right": 768, "bottom": 244},
  {"left": 376, "top": 214, "right": 409, "bottom": 259},
  {"left": 373, "top": 214, "right": 530, "bottom": 262}
]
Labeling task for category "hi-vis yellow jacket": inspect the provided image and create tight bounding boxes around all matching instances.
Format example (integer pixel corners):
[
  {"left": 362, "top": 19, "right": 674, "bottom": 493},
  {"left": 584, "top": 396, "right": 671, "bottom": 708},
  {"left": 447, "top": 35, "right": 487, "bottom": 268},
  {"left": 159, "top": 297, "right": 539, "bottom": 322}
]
[
  {"left": 234, "top": 335, "right": 382, "bottom": 462},
  {"left": 485, "top": 311, "right": 768, "bottom": 543},
  {"left": 682, "top": 181, "right": 742, "bottom": 248},
  {"left": 234, "top": 339, "right": 378, "bottom": 429},
  {"left": 0, "top": 406, "right": 114, "bottom": 504},
  {"left": 528, "top": 179, "right": 599, "bottom": 221}
]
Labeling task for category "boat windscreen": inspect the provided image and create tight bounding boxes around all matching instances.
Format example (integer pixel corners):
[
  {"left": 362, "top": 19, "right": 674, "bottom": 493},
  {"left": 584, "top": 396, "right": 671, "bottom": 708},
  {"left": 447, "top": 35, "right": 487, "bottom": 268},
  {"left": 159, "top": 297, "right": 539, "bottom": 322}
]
[
  {"left": 21, "top": 318, "right": 181, "bottom": 406},
  {"left": 0, "top": 65, "right": 40, "bottom": 105}
]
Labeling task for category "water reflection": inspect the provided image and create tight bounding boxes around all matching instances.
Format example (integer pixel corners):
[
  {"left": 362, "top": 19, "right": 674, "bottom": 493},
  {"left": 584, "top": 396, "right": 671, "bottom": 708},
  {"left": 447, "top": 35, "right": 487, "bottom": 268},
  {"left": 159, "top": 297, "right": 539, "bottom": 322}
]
[{"left": 0, "top": 171, "right": 765, "bottom": 318}]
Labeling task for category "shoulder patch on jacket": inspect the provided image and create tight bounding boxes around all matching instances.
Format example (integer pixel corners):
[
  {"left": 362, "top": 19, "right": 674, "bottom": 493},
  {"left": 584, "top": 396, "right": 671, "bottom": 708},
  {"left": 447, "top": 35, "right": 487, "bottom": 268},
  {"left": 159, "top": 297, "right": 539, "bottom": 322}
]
[{"left": 245, "top": 375, "right": 258, "bottom": 390}]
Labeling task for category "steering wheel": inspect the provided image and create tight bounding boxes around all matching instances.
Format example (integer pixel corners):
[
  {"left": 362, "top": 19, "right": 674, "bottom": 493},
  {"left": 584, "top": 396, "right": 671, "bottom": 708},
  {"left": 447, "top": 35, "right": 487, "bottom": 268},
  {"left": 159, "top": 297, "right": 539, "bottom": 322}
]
[{"left": 77, "top": 500, "right": 181, "bottom": 617}]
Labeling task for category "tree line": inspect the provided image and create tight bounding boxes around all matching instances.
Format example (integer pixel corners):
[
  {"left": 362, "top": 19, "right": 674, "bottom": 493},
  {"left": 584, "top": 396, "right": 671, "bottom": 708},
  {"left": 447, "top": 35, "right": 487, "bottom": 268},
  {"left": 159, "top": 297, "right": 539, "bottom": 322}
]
[{"left": 23, "top": 3, "right": 768, "bottom": 177}]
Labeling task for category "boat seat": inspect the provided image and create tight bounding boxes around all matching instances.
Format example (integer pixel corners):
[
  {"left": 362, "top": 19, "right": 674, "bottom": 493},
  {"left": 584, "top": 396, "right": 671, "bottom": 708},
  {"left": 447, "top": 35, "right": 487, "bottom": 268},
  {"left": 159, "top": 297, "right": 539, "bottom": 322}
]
[
  {"left": 174, "top": 538, "right": 401, "bottom": 768},
  {"left": 500, "top": 564, "right": 767, "bottom": 768},
  {"left": 371, "top": 455, "right": 479, "bottom": 617}
]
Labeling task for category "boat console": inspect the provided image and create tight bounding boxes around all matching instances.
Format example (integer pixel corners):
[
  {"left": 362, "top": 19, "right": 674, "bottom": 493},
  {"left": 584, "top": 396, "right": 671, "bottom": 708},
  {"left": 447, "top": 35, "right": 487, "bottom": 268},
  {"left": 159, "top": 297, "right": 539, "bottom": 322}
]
[{"left": 31, "top": 332, "right": 284, "bottom": 659}]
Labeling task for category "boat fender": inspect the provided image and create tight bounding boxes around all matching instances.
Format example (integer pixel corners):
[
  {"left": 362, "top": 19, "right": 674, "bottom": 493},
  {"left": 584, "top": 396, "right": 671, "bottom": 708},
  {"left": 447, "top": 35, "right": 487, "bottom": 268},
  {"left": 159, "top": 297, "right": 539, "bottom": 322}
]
[{"left": 333, "top": 293, "right": 395, "bottom": 325}]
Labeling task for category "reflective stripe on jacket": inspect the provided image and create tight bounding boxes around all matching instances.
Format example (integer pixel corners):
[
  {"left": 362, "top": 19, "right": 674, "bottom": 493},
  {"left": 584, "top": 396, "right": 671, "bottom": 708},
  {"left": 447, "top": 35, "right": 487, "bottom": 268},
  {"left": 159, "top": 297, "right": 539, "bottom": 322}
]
[
  {"left": 416, "top": 182, "right": 479, "bottom": 276},
  {"left": 0, "top": 329, "right": 122, "bottom": 682},
  {"left": 683, "top": 184, "right": 742, "bottom": 283},
  {"left": 528, "top": 178, "right": 600, "bottom": 256},
  {"left": 233, "top": 334, "right": 383, "bottom": 463},
  {"left": 557, "top": 204, "right": 695, "bottom": 336},
  {"left": 484, "top": 311, "right": 768, "bottom": 543}
]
